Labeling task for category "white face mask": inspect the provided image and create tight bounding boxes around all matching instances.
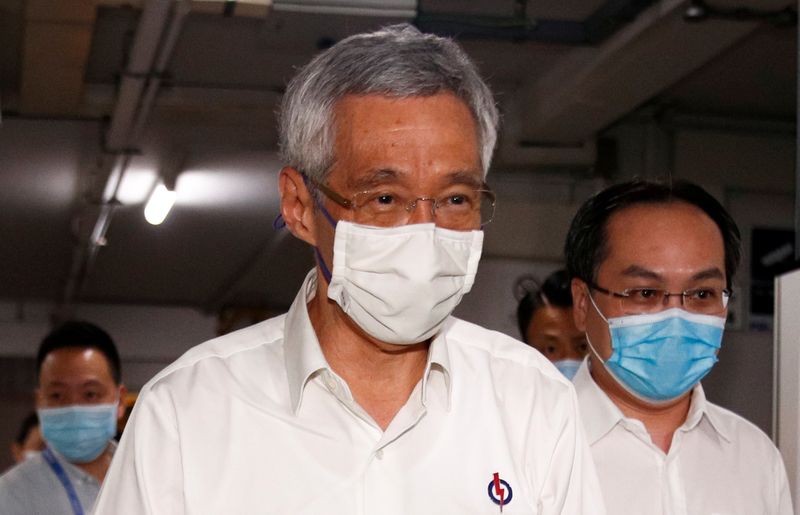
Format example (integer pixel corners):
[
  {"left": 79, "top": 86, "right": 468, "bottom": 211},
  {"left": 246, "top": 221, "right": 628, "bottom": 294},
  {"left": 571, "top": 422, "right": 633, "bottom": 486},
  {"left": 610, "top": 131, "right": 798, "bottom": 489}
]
[{"left": 326, "top": 221, "right": 483, "bottom": 345}]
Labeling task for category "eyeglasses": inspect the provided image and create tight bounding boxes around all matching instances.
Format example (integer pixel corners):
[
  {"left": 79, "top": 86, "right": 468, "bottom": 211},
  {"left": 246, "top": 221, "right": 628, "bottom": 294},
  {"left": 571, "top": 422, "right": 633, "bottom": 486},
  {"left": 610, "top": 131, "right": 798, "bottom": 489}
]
[
  {"left": 588, "top": 282, "right": 731, "bottom": 316},
  {"left": 306, "top": 176, "right": 496, "bottom": 230}
]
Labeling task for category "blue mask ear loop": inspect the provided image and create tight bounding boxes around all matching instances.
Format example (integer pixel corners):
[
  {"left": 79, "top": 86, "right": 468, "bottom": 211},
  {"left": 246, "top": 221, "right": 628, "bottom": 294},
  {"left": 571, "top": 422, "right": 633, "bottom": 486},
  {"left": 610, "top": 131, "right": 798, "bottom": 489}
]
[
  {"left": 584, "top": 288, "right": 611, "bottom": 367},
  {"left": 584, "top": 288, "right": 677, "bottom": 405},
  {"left": 302, "top": 174, "right": 338, "bottom": 284}
]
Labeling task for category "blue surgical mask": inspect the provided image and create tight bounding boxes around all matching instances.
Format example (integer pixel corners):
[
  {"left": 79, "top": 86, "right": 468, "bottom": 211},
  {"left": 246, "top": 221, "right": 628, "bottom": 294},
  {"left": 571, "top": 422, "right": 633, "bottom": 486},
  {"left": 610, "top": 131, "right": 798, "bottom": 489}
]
[
  {"left": 587, "top": 294, "right": 725, "bottom": 403},
  {"left": 554, "top": 359, "right": 582, "bottom": 381},
  {"left": 38, "top": 402, "right": 118, "bottom": 463}
]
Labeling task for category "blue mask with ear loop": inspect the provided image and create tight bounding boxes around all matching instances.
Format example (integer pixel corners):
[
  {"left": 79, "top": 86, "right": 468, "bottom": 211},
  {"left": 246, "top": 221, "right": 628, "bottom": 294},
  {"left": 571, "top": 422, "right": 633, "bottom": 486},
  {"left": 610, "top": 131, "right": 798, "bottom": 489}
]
[
  {"left": 38, "top": 402, "right": 119, "bottom": 463},
  {"left": 586, "top": 293, "right": 725, "bottom": 403},
  {"left": 553, "top": 359, "right": 583, "bottom": 381},
  {"left": 300, "top": 174, "right": 339, "bottom": 284}
]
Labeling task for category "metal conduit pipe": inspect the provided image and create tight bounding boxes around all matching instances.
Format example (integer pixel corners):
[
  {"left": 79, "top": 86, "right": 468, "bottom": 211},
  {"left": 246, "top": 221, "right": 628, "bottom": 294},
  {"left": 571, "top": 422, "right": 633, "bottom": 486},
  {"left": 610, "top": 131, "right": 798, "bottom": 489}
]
[
  {"left": 105, "top": 0, "right": 174, "bottom": 150},
  {"left": 60, "top": 0, "right": 188, "bottom": 313},
  {"left": 131, "top": 1, "right": 191, "bottom": 141},
  {"left": 85, "top": 0, "right": 190, "bottom": 270}
]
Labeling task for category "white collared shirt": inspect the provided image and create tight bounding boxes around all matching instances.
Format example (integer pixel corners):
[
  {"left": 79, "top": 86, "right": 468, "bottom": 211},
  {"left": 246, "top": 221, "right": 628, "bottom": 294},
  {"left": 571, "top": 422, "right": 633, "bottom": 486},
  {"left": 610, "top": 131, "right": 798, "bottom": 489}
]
[
  {"left": 573, "top": 360, "right": 793, "bottom": 515},
  {"left": 93, "top": 271, "right": 605, "bottom": 515}
]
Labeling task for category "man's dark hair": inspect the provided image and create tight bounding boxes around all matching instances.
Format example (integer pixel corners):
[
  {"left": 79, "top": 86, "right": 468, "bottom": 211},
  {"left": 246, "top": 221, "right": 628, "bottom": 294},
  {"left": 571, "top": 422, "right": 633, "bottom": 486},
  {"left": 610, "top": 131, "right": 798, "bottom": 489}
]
[
  {"left": 565, "top": 180, "right": 742, "bottom": 289},
  {"left": 36, "top": 320, "right": 122, "bottom": 384},
  {"left": 15, "top": 412, "right": 38, "bottom": 445},
  {"left": 516, "top": 269, "right": 573, "bottom": 343}
]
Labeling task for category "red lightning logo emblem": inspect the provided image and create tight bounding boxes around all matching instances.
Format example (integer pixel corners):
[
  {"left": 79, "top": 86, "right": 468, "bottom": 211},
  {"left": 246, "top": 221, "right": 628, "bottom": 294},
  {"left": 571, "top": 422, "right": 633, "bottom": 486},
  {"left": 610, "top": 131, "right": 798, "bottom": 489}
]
[{"left": 493, "top": 472, "right": 505, "bottom": 512}]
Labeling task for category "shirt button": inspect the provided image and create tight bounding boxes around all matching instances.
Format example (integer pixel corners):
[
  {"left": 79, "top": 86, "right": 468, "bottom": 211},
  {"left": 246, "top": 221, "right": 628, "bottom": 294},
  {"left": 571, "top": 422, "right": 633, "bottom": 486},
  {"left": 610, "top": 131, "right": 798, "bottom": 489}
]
[{"left": 375, "top": 449, "right": 384, "bottom": 459}]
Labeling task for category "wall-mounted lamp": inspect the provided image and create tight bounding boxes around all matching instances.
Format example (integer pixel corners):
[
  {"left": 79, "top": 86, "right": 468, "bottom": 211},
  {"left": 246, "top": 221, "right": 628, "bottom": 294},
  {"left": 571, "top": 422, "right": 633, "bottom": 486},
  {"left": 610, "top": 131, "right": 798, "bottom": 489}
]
[{"left": 144, "top": 182, "right": 177, "bottom": 225}]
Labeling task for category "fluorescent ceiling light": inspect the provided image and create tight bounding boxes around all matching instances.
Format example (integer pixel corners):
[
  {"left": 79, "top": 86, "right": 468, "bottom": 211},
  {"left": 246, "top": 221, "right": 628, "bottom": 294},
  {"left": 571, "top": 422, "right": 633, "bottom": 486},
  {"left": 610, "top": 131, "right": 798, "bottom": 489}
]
[
  {"left": 272, "top": 0, "right": 415, "bottom": 17},
  {"left": 144, "top": 183, "right": 177, "bottom": 225},
  {"left": 116, "top": 167, "right": 158, "bottom": 205}
]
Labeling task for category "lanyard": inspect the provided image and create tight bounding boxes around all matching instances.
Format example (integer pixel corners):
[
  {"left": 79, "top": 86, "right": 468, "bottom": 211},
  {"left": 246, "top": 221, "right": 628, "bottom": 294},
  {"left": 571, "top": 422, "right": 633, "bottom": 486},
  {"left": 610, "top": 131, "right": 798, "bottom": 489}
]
[{"left": 42, "top": 447, "right": 85, "bottom": 515}]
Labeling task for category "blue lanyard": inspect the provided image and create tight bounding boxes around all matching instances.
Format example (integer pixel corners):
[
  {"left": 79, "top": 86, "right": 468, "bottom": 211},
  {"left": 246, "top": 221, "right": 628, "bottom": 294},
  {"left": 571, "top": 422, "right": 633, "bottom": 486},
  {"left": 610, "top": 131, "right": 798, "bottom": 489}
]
[{"left": 42, "top": 447, "right": 85, "bottom": 515}]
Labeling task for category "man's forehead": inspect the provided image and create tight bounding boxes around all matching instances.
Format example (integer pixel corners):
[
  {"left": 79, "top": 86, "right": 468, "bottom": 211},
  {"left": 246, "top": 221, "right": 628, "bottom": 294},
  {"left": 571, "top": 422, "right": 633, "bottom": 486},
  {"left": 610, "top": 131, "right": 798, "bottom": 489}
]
[
  {"left": 601, "top": 201, "right": 726, "bottom": 273},
  {"left": 343, "top": 168, "right": 483, "bottom": 189},
  {"left": 328, "top": 93, "right": 483, "bottom": 187},
  {"left": 606, "top": 201, "right": 719, "bottom": 238},
  {"left": 40, "top": 347, "right": 115, "bottom": 378}
]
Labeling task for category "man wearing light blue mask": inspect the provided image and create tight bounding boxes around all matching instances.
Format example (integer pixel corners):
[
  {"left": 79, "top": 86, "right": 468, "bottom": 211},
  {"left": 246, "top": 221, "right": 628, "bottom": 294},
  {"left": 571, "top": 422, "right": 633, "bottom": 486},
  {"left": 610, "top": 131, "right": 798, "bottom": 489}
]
[
  {"left": 0, "top": 320, "right": 126, "bottom": 515},
  {"left": 565, "top": 180, "right": 792, "bottom": 514}
]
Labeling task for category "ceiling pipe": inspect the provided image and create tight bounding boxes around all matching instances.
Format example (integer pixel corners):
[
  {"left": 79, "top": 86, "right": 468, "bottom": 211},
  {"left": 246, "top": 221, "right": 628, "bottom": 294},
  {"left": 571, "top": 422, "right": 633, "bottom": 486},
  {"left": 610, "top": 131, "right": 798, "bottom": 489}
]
[
  {"left": 59, "top": 0, "right": 189, "bottom": 316},
  {"left": 86, "top": 1, "right": 190, "bottom": 261},
  {"left": 105, "top": 0, "right": 177, "bottom": 150}
]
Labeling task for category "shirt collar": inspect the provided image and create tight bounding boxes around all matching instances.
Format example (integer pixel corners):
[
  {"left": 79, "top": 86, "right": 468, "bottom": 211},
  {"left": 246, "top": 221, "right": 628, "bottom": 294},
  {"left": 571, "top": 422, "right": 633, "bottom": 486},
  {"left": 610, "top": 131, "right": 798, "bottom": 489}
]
[
  {"left": 681, "top": 382, "right": 732, "bottom": 442},
  {"left": 573, "top": 358, "right": 623, "bottom": 444},
  {"left": 284, "top": 270, "right": 453, "bottom": 413},
  {"left": 47, "top": 441, "right": 117, "bottom": 483},
  {"left": 421, "top": 322, "right": 452, "bottom": 411},
  {"left": 574, "top": 359, "right": 732, "bottom": 444},
  {"left": 284, "top": 270, "right": 330, "bottom": 413}
]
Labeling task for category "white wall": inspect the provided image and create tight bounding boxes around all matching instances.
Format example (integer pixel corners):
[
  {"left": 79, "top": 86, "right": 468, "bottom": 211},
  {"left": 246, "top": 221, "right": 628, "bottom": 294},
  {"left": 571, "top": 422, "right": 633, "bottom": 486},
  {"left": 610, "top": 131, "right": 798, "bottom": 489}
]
[
  {"left": 775, "top": 269, "right": 800, "bottom": 506},
  {"left": 0, "top": 300, "right": 216, "bottom": 389}
]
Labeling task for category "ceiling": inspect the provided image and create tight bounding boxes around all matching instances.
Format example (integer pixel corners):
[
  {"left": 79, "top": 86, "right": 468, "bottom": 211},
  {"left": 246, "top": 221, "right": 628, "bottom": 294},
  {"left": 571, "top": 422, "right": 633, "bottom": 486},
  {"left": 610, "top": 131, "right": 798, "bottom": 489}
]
[{"left": 0, "top": 0, "right": 795, "bottom": 318}]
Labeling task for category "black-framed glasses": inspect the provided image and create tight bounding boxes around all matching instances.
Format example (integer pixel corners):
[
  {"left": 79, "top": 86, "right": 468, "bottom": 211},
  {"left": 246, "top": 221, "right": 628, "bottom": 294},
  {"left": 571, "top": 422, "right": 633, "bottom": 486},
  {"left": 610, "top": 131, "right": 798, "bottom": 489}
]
[
  {"left": 588, "top": 282, "right": 731, "bottom": 315},
  {"left": 306, "top": 175, "right": 496, "bottom": 230}
]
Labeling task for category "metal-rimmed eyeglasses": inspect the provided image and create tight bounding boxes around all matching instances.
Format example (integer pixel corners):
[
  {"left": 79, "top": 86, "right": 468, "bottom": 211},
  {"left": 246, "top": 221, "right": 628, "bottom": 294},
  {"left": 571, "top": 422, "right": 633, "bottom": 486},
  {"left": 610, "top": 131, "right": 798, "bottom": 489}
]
[
  {"left": 306, "top": 175, "right": 496, "bottom": 230},
  {"left": 589, "top": 282, "right": 731, "bottom": 316}
]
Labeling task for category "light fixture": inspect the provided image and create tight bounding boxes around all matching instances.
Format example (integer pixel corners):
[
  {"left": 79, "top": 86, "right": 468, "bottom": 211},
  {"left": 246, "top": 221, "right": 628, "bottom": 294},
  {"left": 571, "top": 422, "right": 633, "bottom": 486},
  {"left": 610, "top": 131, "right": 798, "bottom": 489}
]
[
  {"left": 144, "top": 182, "right": 176, "bottom": 225},
  {"left": 683, "top": 0, "right": 707, "bottom": 21},
  {"left": 145, "top": 153, "right": 184, "bottom": 226},
  {"left": 272, "top": 0, "right": 415, "bottom": 17},
  {"left": 683, "top": 1, "right": 797, "bottom": 25}
]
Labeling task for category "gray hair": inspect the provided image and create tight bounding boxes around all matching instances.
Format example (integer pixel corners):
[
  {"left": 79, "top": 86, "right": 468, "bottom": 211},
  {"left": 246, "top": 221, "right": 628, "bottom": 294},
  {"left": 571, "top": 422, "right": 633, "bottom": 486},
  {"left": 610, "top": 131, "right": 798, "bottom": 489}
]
[{"left": 278, "top": 24, "right": 499, "bottom": 182}]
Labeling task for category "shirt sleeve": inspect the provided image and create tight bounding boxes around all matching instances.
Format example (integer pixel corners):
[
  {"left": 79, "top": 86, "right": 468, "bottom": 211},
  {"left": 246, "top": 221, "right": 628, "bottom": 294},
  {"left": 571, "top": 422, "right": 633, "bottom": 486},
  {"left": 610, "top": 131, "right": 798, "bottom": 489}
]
[
  {"left": 92, "top": 383, "right": 185, "bottom": 515},
  {"left": 535, "top": 384, "right": 607, "bottom": 515}
]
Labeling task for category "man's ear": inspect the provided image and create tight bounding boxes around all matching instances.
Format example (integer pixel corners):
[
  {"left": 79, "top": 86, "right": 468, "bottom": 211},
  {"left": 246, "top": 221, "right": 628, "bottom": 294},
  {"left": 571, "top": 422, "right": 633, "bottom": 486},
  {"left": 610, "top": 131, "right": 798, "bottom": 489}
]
[
  {"left": 571, "top": 278, "right": 590, "bottom": 331},
  {"left": 279, "top": 167, "right": 317, "bottom": 246},
  {"left": 116, "top": 384, "right": 128, "bottom": 421}
]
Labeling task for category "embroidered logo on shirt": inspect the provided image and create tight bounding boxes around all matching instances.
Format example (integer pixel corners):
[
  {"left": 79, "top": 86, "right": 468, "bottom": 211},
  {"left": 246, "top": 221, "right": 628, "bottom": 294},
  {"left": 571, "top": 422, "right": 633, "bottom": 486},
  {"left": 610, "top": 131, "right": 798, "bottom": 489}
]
[{"left": 487, "top": 472, "right": 513, "bottom": 512}]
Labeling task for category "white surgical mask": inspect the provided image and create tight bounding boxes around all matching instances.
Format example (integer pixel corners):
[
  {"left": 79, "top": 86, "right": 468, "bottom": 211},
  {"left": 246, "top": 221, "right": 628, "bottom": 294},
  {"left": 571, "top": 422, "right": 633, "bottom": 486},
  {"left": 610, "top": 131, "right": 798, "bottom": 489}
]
[{"left": 326, "top": 221, "right": 483, "bottom": 345}]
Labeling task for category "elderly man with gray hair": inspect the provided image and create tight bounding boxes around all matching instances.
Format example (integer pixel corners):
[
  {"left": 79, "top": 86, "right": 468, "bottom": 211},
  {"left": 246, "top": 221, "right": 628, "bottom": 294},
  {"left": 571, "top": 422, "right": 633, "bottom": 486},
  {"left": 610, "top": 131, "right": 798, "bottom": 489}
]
[{"left": 94, "top": 24, "right": 604, "bottom": 514}]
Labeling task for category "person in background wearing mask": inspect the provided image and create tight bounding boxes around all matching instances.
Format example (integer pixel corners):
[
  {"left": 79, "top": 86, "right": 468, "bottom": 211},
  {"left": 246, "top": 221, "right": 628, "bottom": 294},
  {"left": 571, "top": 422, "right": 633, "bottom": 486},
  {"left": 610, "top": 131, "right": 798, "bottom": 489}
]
[
  {"left": 94, "top": 24, "right": 603, "bottom": 514},
  {"left": 566, "top": 180, "right": 792, "bottom": 514},
  {"left": 516, "top": 269, "right": 588, "bottom": 380},
  {"left": 0, "top": 320, "right": 126, "bottom": 515},
  {"left": 9, "top": 412, "right": 45, "bottom": 465}
]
